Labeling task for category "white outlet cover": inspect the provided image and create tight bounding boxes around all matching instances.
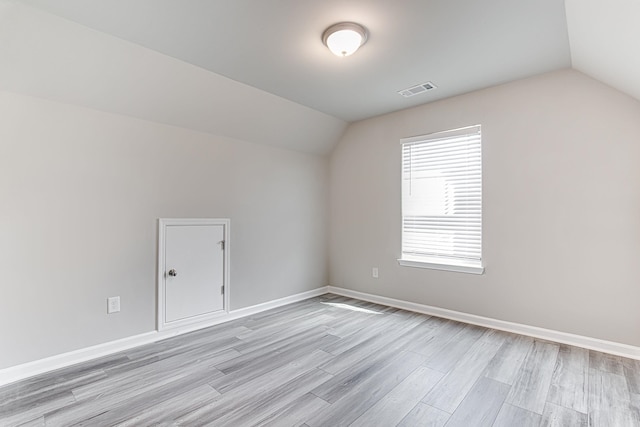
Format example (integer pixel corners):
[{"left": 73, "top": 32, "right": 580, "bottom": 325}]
[
  {"left": 372, "top": 268, "right": 379, "bottom": 278},
  {"left": 107, "top": 296, "right": 120, "bottom": 314}
]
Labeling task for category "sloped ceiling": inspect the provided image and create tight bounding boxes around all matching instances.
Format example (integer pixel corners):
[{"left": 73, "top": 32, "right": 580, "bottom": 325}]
[
  {"left": 565, "top": 0, "right": 640, "bottom": 103},
  {"left": 0, "top": 1, "right": 347, "bottom": 155},
  {"left": 1, "top": 1, "right": 638, "bottom": 155},
  {"left": 15, "top": 0, "right": 571, "bottom": 123}
]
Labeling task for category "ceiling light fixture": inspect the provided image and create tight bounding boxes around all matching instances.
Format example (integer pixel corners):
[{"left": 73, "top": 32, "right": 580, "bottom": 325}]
[{"left": 322, "top": 22, "right": 368, "bottom": 57}]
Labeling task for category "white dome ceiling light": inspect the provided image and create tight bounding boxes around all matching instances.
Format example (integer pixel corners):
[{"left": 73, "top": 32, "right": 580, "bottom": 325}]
[{"left": 322, "top": 22, "right": 368, "bottom": 57}]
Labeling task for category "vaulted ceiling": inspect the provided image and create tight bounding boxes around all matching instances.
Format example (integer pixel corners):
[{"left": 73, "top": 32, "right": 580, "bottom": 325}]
[
  {"left": 1, "top": 0, "right": 639, "bottom": 154},
  {"left": 18, "top": 0, "right": 572, "bottom": 122},
  {"left": 565, "top": 0, "right": 640, "bottom": 103}
]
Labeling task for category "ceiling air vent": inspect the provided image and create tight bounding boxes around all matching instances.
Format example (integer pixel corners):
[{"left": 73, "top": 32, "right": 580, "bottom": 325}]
[{"left": 398, "top": 82, "right": 437, "bottom": 98}]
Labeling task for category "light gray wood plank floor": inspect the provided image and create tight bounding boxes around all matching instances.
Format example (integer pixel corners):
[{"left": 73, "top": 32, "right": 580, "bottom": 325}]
[{"left": 1, "top": 294, "right": 639, "bottom": 426}]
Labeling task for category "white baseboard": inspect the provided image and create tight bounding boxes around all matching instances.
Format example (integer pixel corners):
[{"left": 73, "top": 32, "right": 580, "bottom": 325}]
[
  {"left": 4, "top": 284, "right": 637, "bottom": 387},
  {"left": 328, "top": 286, "right": 640, "bottom": 361},
  {"left": 226, "top": 287, "right": 329, "bottom": 319},
  {"left": 0, "top": 287, "right": 329, "bottom": 387},
  {"left": 0, "top": 331, "right": 159, "bottom": 388}
]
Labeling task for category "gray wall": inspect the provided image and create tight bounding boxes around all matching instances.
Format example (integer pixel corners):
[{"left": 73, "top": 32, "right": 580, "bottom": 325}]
[
  {"left": 4, "top": 67, "right": 639, "bottom": 370},
  {"left": 0, "top": 90, "right": 329, "bottom": 368},
  {"left": 330, "top": 69, "right": 640, "bottom": 347}
]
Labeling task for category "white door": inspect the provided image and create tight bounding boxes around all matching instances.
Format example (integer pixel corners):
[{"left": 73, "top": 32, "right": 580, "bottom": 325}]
[{"left": 159, "top": 219, "right": 228, "bottom": 329}]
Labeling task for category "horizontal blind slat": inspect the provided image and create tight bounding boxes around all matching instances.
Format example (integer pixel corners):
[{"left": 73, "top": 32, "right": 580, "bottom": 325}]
[{"left": 401, "top": 126, "right": 482, "bottom": 264}]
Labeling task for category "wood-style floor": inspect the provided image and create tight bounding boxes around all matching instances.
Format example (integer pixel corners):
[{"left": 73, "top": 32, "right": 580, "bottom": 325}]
[{"left": 1, "top": 294, "right": 639, "bottom": 426}]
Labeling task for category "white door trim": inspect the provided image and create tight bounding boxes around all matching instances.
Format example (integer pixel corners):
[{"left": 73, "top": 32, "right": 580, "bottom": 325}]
[{"left": 157, "top": 218, "right": 230, "bottom": 331}]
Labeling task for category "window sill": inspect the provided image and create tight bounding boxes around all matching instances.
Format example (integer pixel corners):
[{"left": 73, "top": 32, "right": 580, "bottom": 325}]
[{"left": 397, "top": 258, "right": 485, "bottom": 275}]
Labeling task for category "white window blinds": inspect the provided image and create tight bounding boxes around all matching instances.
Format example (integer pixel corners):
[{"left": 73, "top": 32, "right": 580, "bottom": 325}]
[{"left": 400, "top": 125, "right": 482, "bottom": 271}]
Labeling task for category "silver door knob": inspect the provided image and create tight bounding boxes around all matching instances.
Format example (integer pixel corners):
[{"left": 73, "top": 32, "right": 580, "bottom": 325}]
[{"left": 168, "top": 269, "right": 177, "bottom": 277}]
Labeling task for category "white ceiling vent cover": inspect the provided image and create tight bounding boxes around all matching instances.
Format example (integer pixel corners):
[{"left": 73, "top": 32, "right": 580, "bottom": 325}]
[{"left": 398, "top": 82, "right": 437, "bottom": 98}]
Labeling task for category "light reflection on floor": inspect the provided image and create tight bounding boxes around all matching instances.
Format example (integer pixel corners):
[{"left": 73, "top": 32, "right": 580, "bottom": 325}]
[{"left": 321, "top": 302, "right": 382, "bottom": 315}]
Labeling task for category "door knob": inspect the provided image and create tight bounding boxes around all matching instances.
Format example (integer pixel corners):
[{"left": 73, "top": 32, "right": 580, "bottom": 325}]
[{"left": 168, "top": 269, "right": 177, "bottom": 277}]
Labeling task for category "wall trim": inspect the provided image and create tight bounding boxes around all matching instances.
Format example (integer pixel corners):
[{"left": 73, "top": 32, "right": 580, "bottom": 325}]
[
  {"left": 328, "top": 286, "right": 640, "bottom": 361},
  {"left": 0, "top": 287, "right": 329, "bottom": 387},
  {"left": 4, "top": 284, "right": 638, "bottom": 387}
]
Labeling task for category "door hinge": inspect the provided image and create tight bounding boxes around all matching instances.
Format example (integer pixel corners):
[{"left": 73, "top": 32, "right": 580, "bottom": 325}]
[
  {"left": 219, "top": 240, "right": 225, "bottom": 250},
  {"left": 221, "top": 285, "right": 225, "bottom": 295}
]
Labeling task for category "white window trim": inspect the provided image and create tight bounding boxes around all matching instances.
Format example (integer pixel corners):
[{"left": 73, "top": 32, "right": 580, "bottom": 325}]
[
  {"left": 397, "top": 257, "right": 484, "bottom": 275},
  {"left": 399, "top": 125, "right": 484, "bottom": 275}
]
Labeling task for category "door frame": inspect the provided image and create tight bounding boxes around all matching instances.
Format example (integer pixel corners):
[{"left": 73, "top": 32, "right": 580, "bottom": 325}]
[{"left": 157, "top": 218, "right": 230, "bottom": 331}]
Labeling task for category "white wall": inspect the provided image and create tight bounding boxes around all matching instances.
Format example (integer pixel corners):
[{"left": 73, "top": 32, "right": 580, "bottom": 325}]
[
  {"left": 330, "top": 69, "right": 640, "bottom": 347},
  {"left": 0, "top": 90, "right": 329, "bottom": 369}
]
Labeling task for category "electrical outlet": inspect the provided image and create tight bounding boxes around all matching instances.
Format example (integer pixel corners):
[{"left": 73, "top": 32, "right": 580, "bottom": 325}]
[
  {"left": 107, "top": 296, "right": 120, "bottom": 314},
  {"left": 372, "top": 267, "right": 379, "bottom": 278}
]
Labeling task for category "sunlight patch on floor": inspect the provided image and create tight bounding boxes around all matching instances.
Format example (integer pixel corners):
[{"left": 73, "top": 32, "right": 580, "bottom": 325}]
[{"left": 321, "top": 302, "right": 382, "bottom": 314}]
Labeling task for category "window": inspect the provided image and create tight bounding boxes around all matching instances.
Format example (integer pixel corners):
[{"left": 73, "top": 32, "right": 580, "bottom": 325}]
[{"left": 398, "top": 125, "right": 483, "bottom": 274}]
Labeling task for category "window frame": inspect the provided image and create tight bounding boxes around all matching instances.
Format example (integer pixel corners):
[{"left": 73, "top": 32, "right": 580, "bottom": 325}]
[{"left": 397, "top": 125, "right": 484, "bottom": 275}]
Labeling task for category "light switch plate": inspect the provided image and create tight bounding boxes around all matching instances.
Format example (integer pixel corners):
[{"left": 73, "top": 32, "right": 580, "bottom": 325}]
[
  {"left": 107, "top": 296, "right": 120, "bottom": 314},
  {"left": 372, "top": 267, "right": 379, "bottom": 278}
]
